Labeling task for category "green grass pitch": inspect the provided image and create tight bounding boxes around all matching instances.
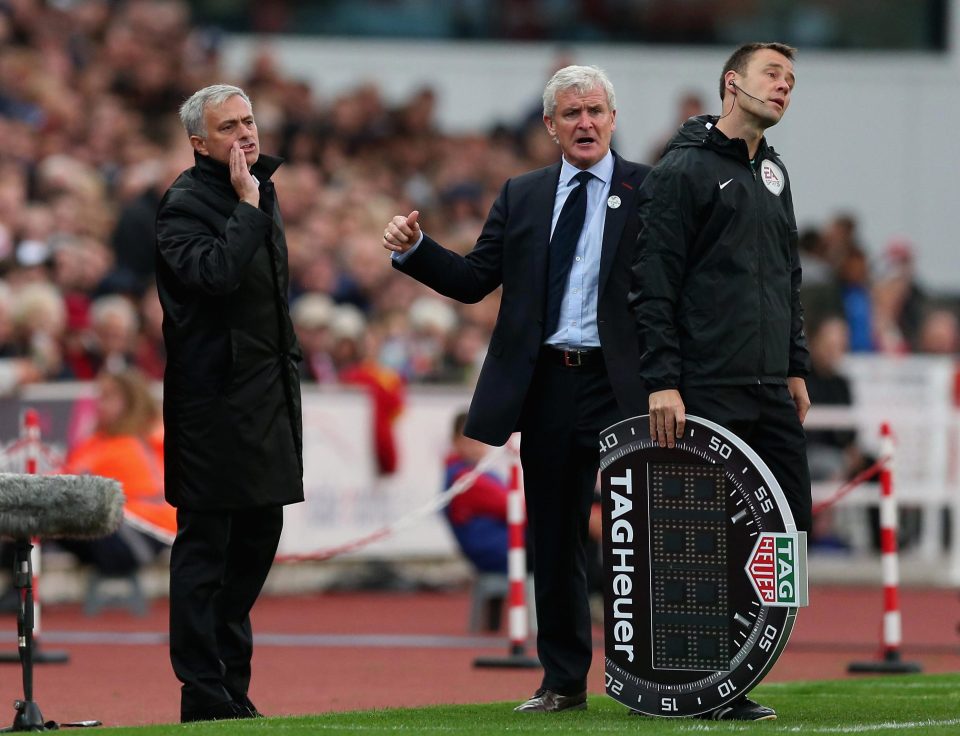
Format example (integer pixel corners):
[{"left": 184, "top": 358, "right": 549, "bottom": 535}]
[{"left": 97, "top": 673, "right": 960, "bottom": 735}]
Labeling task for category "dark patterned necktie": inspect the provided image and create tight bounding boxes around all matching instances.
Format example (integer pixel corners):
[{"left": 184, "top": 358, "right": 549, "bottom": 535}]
[{"left": 544, "top": 170, "right": 593, "bottom": 336}]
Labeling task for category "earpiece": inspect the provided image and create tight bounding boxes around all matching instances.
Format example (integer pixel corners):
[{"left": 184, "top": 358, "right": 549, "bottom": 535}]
[{"left": 728, "top": 80, "right": 766, "bottom": 104}]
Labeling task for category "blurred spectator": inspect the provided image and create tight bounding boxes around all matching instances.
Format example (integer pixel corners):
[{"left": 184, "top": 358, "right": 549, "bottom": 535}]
[
  {"left": 58, "top": 237, "right": 125, "bottom": 365},
  {"left": 57, "top": 368, "right": 173, "bottom": 577},
  {"left": 406, "top": 296, "right": 458, "bottom": 382},
  {"left": 918, "top": 308, "right": 960, "bottom": 355},
  {"left": 291, "top": 292, "right": 337, "bottom": 383},
  {"left": 64, "top": 294, "right": 139, "bottom": 378},
  {"left": 804, "top": 317, "right": 867, "bottom": 482},
  {"left": 798, "top": 227, "right": 833, "bottom": 286},
  {"left": 0, "top": 279, "right": 43, "bottom": 394},
  {"left": 819, "top": 212, "right": 860, "bottom": 270},
  {"left": 109, "top": 149, "right": 194, "bottom": 294},
  {"left": 0, "top": 358, "right": 41, "bottom": 396},
  {"left": 394, "top": 85, "right": 438, "bottom": 139},
  {"left": 0, "top": 280, "right": 16, "bottom": 358},
  {"left": 798, "top": 227, "right": 844, "bottom": 330},
  {"left": 872, "top": 237, "right": 928, "bottom": 352},
  {"left": 804, "top": 317, "right": 869, "bottom": 552},
  {"left": 10, "top": 281, "right": 68, "bottom": 379},
  {"left": 837, "top": 243, "right": 875, "bottom": 352},
  {"left": 437, "top": 320, "right": 487, "bottom": 386},
  {"left": 443, "top": 410, "right": 509, "bottom": 574},
  {"left": 646, "top": 91, "right": 705, "bottom": 164},
  {"left": 133, "top": 284, "right": 166, "bottom": 380},
  {"left": 331, "top": 306, "right": 406, "bottom": 476}
]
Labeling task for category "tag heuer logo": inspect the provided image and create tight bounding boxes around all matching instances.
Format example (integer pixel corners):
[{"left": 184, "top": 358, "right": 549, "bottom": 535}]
[{"left": 746, "top": 533, "right": 808, "bottom": 607}]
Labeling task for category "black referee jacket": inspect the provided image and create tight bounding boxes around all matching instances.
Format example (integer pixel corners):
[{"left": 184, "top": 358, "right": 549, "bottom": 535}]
[{"left": 630, "top": 114, "right": 810, "bottom": 392}]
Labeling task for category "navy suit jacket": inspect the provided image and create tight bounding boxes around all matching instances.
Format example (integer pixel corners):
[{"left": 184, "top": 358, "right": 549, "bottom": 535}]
[{"left": 395, "top": 153, "right": 650, "bottom": 446}]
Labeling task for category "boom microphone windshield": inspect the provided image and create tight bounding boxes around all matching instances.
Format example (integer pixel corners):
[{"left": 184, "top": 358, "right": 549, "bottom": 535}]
[{"left": 0, "top": 474, "right": 124, "bottom": 539}]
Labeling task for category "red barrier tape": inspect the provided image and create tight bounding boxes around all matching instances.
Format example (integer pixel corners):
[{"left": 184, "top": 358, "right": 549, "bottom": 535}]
[
  {"left": 812, "top": 456, "right": 889, "bottom": 516},
  {"left": 276, "top": 528, "right": 392, "bottom": 564},
  {"left": 274, "top": 443, "right": 514, "bottom": 564}
]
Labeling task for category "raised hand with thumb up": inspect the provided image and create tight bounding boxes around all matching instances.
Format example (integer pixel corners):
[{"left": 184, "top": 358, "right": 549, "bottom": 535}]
[{"left": 382, "top": 210, "right": 422, "bottom": 254}]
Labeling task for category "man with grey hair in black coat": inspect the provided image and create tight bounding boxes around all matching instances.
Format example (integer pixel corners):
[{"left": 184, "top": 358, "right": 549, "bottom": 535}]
[{"left": 156, "top": 84, "right": 303, "bottom": 723}]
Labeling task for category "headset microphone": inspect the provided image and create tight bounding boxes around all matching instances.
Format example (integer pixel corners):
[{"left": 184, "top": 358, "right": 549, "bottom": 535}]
[{"left": 731, "top": 80, "right": 766, "bottom": 104}]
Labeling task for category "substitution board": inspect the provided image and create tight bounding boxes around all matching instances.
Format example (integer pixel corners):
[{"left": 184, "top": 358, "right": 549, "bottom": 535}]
[{"left": 599, "top": 414, "right": 808, "bottom": 717}]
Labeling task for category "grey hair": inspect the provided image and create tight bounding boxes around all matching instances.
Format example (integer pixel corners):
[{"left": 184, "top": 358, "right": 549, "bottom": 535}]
[
  {"left": 90, "top": 294, "right": 139, "bottom": 333},
  {"left": 542, "top": 65, "right": 616, "bottom": 119},
  {"left": 178, "top": 84, "right": 252, "bottom": 138}
]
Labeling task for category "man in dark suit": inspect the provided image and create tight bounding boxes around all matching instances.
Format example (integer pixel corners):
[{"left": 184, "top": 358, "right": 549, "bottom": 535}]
[
  {"left": 383, "top": 65, "right": 649, "bottom": 713},
  {"left": 156, "top": 84, "right": 303, "bottom": 723}
]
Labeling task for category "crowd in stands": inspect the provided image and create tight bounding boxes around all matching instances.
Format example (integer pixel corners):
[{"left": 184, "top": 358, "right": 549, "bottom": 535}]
[
  {"left": 0, "top": 0, "right": 957, "bottom": 414},
  {"left": 799, "top": 214, "right": 957, "bottom": 358}
]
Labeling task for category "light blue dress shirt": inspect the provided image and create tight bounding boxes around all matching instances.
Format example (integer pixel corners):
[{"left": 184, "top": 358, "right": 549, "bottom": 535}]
[
  {"left": 544, "top": 151, "right": 613, "bottom": 349},
  {"left": 393, "top": 151, "right": 614, "bottom": 350}
]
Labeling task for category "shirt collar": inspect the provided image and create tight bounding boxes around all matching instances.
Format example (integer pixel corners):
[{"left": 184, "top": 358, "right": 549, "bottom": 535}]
[{"left": 559, "top": 149, "right": 614, "bottom": 188}]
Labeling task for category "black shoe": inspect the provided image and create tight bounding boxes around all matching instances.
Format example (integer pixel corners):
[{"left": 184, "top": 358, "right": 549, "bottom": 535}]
[
  {"left": 233, "top": 693, "right": 263, "bottom": 718},
  {"left": 698, "top": 696, "right": 776, "bottom": 721},
  {"left": 514, "top": 688, "right": 587, "bottom": 713},
  {"left": 181, "top": 700, "right": 249, "bottom": 723}
]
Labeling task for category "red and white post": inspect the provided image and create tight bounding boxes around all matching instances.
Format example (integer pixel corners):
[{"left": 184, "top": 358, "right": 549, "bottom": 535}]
[
  {"left": 506, "top": 463, "right": 529, "bottom": 656},
  {"left": 474, "top": 449, "right": 539, "bottom": 668},
  {"left": 849, "top": 422, "right": 921, "bottom": 673}
]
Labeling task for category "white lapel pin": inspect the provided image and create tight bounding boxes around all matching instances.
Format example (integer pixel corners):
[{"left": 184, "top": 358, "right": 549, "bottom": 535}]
[{"left": 607, "top": 195, "right": 621, "bottom": 209}]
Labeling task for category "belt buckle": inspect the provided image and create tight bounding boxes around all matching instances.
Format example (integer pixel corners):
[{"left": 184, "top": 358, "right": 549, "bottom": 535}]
[{"left": 563, "top": 350, "right": 582, "bottom": 367}]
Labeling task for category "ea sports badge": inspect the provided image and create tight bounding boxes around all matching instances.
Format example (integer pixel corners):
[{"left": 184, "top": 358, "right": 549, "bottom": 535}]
[
  {"left": 761, "top": 160, "right": 784, "bottom": 196},
  {"left": 599, "top": 414, "right": 808, "bottom": 717}
]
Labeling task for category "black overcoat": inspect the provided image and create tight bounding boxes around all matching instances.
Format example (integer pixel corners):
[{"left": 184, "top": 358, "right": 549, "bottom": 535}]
[{"left": 155, "top": 152, "right": 304, "bottom": 510}]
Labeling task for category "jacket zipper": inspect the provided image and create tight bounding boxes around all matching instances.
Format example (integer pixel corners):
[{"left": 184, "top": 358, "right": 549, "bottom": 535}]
[{"left": 753, "top": 160, "right": 764, "bottom": 384}]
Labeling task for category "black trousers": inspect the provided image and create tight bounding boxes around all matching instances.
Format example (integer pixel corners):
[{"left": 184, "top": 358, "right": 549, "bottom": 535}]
[
  {"left": 683, "top": 384, "right": 813, "bottom": 533},
  {"left": 519, "top": 348, "right": 621, "bottom": 695},
  {"left": 169, "top": 506, "right": 284, "bottom": 713}
]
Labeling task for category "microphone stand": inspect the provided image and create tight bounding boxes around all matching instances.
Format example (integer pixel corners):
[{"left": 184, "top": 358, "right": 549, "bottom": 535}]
[
  {"left": 1, "top": 540, "right": 101, "bottom": 732},
  {"left": 0, "top": 548, "right": 69, "bottom": 665},
  {"left": 3, "top": 539, "right": 48, "bottom": 731}
]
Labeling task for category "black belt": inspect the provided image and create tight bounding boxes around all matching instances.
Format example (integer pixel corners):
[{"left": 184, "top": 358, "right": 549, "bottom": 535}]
[{"left": 541, "top": 346, "right": 602, "bottom": 368}]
